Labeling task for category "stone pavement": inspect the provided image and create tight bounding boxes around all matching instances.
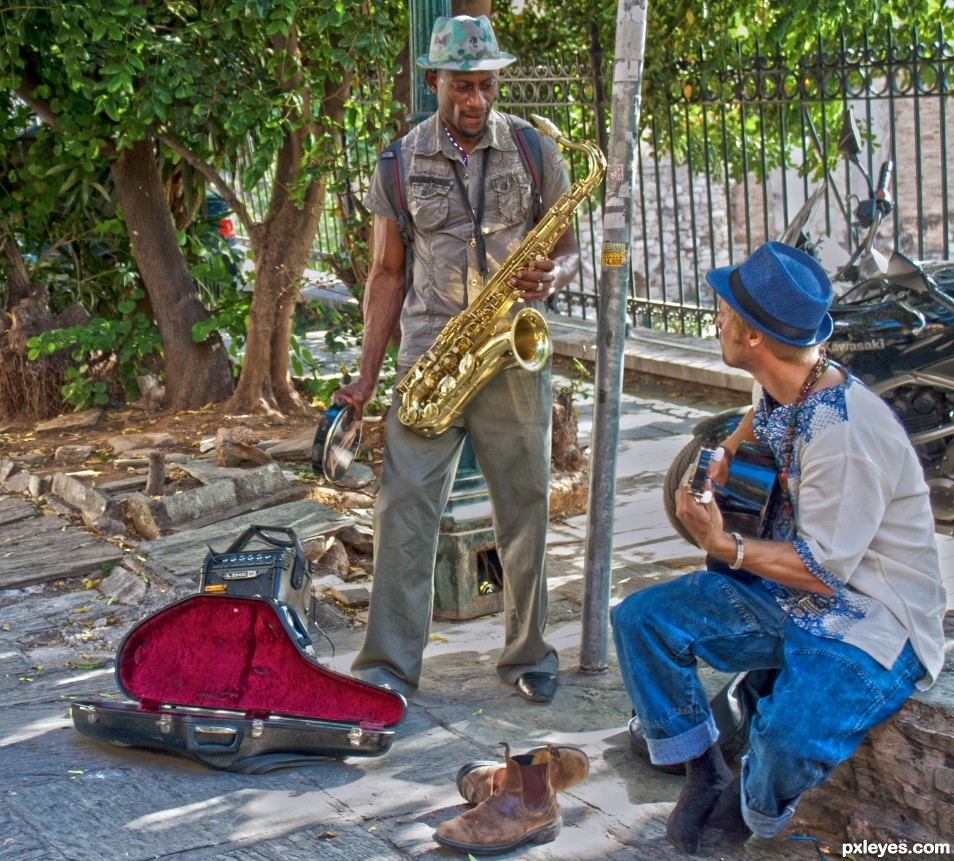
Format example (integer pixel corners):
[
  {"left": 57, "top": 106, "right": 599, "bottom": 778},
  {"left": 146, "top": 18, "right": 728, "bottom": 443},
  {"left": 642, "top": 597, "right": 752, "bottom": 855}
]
[{"left": 0, "top": 337, "right": 951, "bottom": 861}]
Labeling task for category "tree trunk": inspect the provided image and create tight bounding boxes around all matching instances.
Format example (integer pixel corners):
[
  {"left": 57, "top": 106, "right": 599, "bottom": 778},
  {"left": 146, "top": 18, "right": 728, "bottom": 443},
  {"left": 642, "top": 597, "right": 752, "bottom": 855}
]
[
  {"left": 227, "top": 132, "right": 321, "bottom": 417},
  {"left": 0, "top": 217, "right": 35, "bottom": 312},
  {"left": 110, "top": 138, "right": 234, "bottom": 411},
  {"left": 226, "top": 29, "right": 352, "bottom": 417},
  {"left": 453, "top": 0, "right": 492, "bottom": 16}
]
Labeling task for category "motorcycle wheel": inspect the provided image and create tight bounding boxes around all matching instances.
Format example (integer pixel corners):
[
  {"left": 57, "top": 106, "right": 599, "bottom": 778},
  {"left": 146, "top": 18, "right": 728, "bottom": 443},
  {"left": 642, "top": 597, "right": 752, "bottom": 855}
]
[{"left": 663, "top": 438, "right": 705, "bottom": 548}]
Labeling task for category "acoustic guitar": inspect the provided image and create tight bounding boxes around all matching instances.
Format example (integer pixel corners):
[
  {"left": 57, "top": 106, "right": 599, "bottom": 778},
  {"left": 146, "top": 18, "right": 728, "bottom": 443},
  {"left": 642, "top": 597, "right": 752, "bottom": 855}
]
[{"left": 687, "top": 441, "right": 780, "bottom": 538}]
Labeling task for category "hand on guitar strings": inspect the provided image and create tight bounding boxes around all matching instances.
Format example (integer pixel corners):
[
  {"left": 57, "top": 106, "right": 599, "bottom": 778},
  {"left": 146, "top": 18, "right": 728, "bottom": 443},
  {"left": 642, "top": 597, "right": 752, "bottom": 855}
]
[{"left": 706, "top": 445, "right": 731, "bottom": 486}]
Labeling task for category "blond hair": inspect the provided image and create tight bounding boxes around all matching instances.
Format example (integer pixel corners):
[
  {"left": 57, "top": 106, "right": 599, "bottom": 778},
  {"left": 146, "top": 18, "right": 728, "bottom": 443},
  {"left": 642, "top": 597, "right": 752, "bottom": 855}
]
[{"left": 720, "top": 303, "right": 818, "bottom": 363}]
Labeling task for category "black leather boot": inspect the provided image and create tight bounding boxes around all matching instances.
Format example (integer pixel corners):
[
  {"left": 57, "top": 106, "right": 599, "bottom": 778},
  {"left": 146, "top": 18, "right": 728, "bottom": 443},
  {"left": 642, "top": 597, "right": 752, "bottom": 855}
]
[
  {"left": 700, "top": 773, "right": 753, "bottom": 848},
  {"left": 666, "top": 744, "right": 733, "bottom": 854}
]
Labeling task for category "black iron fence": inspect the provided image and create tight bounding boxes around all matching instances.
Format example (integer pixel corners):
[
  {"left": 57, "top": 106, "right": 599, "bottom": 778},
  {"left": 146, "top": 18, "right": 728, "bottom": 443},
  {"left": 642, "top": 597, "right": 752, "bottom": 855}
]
[
  {"left": 250, "top": 27, "right": 953, "bottom": 336},
  {"left": 500, "top": 26, "right": 954, "bottom": 334}
]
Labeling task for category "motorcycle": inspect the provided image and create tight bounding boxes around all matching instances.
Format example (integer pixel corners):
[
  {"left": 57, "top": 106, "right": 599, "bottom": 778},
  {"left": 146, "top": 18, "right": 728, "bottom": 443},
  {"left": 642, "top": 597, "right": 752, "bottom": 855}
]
[{"left": 663, "top": 109, "right": 954, "bottom": 541}]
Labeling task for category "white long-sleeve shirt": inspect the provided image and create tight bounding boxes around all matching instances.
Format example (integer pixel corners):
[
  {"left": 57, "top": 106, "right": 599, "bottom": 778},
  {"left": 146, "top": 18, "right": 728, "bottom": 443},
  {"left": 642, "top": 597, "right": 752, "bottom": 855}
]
[{"left": 753, "top": 369, "right": 946, "bottom": 689}]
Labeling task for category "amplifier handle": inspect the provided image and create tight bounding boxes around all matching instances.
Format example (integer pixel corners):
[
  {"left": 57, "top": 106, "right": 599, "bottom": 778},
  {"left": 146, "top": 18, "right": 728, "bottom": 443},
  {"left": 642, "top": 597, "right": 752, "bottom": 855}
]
[{"left": 224, "top": 525, "right": 306, "bottom": 559}]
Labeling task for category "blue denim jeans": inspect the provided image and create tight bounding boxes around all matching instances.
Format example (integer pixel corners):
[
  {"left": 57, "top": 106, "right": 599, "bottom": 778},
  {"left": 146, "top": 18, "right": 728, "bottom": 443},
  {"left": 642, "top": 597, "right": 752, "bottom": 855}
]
[{"left": 611, "top": 569, "right": 924, "bottom": 837}]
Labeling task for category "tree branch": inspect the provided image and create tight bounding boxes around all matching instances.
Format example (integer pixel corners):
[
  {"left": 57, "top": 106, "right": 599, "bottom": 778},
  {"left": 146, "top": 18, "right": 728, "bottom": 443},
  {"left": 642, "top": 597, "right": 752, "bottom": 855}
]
[{"left": 156, "top": 131, "right": 257, "bottom": 239}]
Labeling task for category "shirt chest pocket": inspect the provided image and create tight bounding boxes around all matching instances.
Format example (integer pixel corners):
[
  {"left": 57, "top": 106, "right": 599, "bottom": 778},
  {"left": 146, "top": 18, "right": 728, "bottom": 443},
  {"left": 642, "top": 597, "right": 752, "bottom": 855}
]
[
  {"left": 408, "top": 177, "right": 455, "bottom": 233},
  {"left": 490, "top": 171, "right": 531, "bottom": 225}
]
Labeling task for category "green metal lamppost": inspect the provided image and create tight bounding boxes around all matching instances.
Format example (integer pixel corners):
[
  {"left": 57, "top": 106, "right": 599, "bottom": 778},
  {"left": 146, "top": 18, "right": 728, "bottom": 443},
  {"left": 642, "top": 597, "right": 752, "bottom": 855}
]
[{"left": 409, "top": 0, "right": 449, "bottom": 124}]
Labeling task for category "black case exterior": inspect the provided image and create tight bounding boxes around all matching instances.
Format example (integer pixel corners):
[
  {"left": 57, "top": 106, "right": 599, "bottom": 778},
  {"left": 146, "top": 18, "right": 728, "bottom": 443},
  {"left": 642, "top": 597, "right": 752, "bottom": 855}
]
[
  {"left": 70, "top": 705, "right": 396, "bottom": 772},
  {"left": 199, "top": 525, "right": 313, "bottom": 627},
  {"left": 71, "top": 595, "right": 406, "bottom": 773}
]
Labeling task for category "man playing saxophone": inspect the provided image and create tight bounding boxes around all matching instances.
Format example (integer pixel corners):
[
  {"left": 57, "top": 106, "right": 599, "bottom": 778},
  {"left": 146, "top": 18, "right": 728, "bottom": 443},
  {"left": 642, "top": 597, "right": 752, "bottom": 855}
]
[{"left": 333, "top": 15, "right": 580, "bottom": 704}]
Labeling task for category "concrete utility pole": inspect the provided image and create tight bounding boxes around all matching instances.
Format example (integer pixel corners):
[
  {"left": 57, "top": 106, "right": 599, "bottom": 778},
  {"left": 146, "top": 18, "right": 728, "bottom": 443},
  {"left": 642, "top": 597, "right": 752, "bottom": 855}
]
[{"left": 579, "top": 0, "right": 649, "bottom": 672}]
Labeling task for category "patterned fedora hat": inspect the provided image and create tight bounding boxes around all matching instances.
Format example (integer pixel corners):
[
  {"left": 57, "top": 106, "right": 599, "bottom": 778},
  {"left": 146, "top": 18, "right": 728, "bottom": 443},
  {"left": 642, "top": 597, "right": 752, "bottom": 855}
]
[{"left": 417, "top": 15, "right": 516, "bottom": 71}]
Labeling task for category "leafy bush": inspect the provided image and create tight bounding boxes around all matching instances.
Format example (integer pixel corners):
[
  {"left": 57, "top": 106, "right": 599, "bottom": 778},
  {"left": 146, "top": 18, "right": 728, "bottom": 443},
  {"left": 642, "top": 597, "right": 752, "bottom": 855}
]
[{"left": 26, "top": 286, "right": 163, "bottom": 409}]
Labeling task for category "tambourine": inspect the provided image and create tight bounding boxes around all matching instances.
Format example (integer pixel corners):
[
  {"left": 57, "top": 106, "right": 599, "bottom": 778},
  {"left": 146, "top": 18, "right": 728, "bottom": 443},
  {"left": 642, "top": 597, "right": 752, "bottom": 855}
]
[{"left": 312, "top": 403, "right": 361, "bottom": 483}]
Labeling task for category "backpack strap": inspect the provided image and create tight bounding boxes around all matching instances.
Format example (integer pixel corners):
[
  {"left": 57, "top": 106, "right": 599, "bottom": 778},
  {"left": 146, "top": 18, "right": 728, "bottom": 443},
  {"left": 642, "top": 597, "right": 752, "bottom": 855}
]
[
  {"left": 379, "top": 118, "right": 545, "bottom": 246},
  {"left": 379, "top": 140, "right": 413, "bottom": 247},
  {"left": 508, "top": 116, "right": 545, "bottom": 222}
]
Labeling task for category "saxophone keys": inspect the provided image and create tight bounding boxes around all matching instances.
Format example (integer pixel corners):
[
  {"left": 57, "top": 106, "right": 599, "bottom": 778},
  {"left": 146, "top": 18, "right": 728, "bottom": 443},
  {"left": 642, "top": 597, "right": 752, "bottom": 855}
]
[
  {"left": 459, "top": 354, "right": 476, "bottom": 376},
  {"left": 437, "top": 375, "right": 457, "bottom": 396}
]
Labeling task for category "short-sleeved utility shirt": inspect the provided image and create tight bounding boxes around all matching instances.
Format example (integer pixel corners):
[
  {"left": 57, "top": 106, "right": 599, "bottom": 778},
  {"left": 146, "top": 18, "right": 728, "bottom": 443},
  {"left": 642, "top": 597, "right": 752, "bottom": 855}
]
[{"left": 363, "top": 110, "right": 571, "bottom": 368}]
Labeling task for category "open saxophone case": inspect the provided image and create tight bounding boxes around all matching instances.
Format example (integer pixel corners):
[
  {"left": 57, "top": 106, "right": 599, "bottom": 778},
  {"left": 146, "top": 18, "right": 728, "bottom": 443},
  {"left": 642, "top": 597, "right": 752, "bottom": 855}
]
[{"left": 71, "top": 595, "right": 406, "bottom": 773}]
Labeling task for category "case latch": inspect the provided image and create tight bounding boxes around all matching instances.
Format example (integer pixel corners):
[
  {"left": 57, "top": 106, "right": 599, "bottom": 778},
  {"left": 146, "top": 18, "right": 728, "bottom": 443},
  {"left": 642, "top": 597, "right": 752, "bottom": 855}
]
[
  {"left": 347, "top": 726, "right": 364, "bottom": 747},
  {"left": 73, "top": 704, "right": 98, "bottom": 724}
]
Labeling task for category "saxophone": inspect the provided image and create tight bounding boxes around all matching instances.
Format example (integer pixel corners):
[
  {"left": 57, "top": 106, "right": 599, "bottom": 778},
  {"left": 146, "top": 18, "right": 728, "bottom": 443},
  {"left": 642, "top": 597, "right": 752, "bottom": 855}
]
[{"left": 396, "top": 115, "right": 606, "bottom": 437}]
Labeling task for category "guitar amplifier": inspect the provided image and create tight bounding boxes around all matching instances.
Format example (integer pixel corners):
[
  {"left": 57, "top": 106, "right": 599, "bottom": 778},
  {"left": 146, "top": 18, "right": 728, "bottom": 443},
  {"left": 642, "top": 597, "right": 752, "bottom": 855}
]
[{"left": 200, "top": 525, "right": 314, "bottom": 627}]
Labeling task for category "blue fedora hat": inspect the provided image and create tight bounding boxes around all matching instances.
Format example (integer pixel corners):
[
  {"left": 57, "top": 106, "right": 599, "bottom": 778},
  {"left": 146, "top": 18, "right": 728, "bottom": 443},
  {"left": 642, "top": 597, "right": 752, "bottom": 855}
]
[{"left": 705, "top": 242, "right": 833, "bottom": 347}]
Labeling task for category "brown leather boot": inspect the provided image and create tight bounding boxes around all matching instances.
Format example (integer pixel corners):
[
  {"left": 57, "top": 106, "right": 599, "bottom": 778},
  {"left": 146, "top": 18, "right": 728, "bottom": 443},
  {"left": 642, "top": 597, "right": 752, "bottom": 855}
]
[
  {"left": 456, "top": 745, "right": 589, "bottom": 805},
  {"left": 434, "top": 743, "right": 562, "bottom": 854}
]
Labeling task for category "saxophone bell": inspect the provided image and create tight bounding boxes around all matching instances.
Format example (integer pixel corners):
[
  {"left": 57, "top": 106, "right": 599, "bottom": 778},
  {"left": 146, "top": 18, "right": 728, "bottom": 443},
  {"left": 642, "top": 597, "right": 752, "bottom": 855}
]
[{"left": 510, "top": 307, "right": 550, "bottom": 372}]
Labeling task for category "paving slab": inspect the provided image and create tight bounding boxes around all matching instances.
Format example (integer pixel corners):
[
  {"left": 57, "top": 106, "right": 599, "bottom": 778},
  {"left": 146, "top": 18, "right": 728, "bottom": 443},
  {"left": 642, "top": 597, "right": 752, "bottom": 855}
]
[
  {"left": 0, "top": 509, "right": 124, "bottom": 589},
  {"left": 0, "top": 495, "right": 40, "bottom": 527},
  {"left": 136, "top": 498, "right": 354, "bottom": 581}
]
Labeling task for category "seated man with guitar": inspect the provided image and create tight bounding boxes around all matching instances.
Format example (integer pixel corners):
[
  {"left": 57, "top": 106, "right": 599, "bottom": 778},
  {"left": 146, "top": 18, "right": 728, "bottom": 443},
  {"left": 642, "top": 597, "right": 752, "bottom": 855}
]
[{"left": 611, "top": 241, "right": 946, "bottom": 854}]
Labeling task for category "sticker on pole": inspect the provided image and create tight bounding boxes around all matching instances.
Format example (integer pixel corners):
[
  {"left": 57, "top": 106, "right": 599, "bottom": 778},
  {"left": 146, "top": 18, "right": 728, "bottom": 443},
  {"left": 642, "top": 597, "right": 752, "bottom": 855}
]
[{"left": 602, "top": 242, "right": 630, "bottom": 268}]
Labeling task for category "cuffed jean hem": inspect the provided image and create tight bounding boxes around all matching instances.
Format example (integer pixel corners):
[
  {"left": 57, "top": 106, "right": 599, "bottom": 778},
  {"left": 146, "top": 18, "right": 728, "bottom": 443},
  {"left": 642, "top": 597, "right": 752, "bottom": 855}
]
[
  {"left": 740, "top": 759, "right": 799, "bottom": 837},
  {"left": 645, "top": 714, "right": 719, "bottom": 765}
]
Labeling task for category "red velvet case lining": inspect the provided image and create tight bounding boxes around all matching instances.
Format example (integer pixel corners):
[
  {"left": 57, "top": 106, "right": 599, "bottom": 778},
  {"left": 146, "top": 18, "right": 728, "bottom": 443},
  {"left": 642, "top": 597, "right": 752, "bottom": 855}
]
[{"left": 116, "top": 595, "right": 405, "bottom": 727}]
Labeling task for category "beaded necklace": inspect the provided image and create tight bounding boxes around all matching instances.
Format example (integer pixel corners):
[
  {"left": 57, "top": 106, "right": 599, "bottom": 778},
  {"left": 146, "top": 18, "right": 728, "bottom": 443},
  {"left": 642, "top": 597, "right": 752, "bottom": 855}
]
[
  {"left": 443, "top": 125, "right": 469, "bottom": 166},
  {"left": 777, "top": 351, "right": 829, "bottom": 514}
]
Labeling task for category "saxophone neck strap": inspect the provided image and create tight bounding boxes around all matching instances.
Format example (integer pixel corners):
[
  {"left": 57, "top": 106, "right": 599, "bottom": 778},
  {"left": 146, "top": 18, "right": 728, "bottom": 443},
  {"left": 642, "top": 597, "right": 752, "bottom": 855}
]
[{"left": 450, "top": 148, "right": 492, "bottom": 287}]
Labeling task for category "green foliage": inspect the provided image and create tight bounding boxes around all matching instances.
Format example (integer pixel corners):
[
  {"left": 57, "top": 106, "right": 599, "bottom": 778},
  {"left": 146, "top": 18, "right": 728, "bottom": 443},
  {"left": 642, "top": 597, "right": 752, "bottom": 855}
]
[
  {"left": 191, "top": 284, "right": 252, "bottom": 369},
  {"left": 180, "top": 225, "right": 244, "bottom": 307},
  {"left": 558, "top": 357, "right": 593, "bottom": 403},
  {"left": 493, "top": 0, "right": 946, "bottom": 178},
  {"left": 0, "top": 0, "right": 407, "bottom": 342},
  {"left": 1, "top": 0, "right": 406, "bottom": 410},
  {"left": 25, "top": 286, "right": 162, "bottom": 410},
  {"left": 288, "top": 299, "right": 394, "bottom": 415}
]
